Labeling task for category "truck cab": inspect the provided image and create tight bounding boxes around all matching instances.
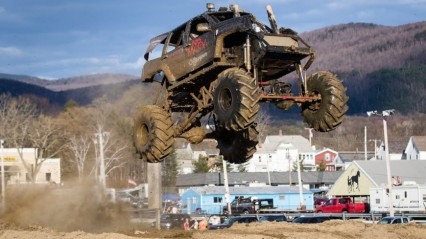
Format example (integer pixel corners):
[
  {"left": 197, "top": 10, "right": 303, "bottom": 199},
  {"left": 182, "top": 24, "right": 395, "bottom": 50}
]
[
  {"left": 315, "top": 197, "right": 369, "bottom": 213},
  {"left": 223, "top": 197, "right": 274, "bottom": 214}
]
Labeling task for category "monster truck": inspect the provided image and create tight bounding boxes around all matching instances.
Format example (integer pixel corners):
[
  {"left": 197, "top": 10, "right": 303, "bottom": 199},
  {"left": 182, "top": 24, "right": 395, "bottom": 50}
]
[{"left": 134, "top": 3, "right": 348, "bottom": 164}]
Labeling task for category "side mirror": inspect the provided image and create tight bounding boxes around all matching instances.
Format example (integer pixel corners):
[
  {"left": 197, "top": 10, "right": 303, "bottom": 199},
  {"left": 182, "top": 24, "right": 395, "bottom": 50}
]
[{"left": 196, "top": 23, "right": 210, "bottom": 32}]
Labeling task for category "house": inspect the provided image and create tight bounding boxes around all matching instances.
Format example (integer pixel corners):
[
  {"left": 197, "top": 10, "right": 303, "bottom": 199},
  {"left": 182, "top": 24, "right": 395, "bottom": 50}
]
[
  {"left": 175, "top": 140, "right": 193, "bottom": 174},
  {"left": 176, "top": 171, "right": 342, "bottom": 195},
  {"left": 1, "top": 148, "right": 61, "bottom": 185},
  {"left": 376, "top": 141, "right": 405, "bottom": 160},
  {"left": 327, "top": 160, "right": 426, "bottom": 198},
  {"left": 181, "top": 186, "right": 314, "bottom": 214},
  {"left": 404, "top": 136, "right": 426, "bottom": 160},
  {"left": 174, "top": 139, "right": 220, "bottom": 174},
  {"left": 246, "top": 134, "right": 315, "bottom": 172},
  {"left": 315, "top": 148, "right": 344, "bottom": 171},
  {"left": 338, "top": 151, "right": 375, "bottom": 169}
]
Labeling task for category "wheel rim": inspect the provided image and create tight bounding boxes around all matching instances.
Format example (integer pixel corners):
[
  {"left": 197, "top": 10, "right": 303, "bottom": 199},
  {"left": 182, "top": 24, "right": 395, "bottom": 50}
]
[
  {"left": 218, "top": 87, "right": 233, "bottom": 111},
  {"left": 136, "top": 123, "right": 149, "bottom": 146},
  {"left": 308, "top": 89, "right": 321, "bottom": 111}
]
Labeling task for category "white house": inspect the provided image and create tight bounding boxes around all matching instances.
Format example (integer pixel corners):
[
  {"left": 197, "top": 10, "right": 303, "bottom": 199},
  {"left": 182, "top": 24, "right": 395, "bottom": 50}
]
[
  {"left": 246, "top": 135, "right": 315, "bottom": 172},
  {"left": 375, "top": 141, "right": 403, "bottom": 160},
  {"left": 174, "top": 139, "right": 220, "bottom": 174},
  {"left": 1, "top": 148, "right": 61, "bottom": 185},
  {"left": 404, "top": 136, "right": 426, "bottom": 160}
]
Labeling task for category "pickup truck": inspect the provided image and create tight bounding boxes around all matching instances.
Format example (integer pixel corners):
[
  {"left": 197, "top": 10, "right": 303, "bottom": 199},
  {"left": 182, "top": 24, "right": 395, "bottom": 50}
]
[
  {"left": 223, "top": 197, "right": 273, "bottom": 214},
  {"left": 315, "top": 197, "right": 369, "bottom": 213}
]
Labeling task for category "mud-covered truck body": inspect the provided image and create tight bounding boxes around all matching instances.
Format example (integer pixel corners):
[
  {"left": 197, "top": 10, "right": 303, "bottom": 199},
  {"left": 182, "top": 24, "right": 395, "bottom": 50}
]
[{"left": 134, "top": 4, "right": 348, "bottom": 164}]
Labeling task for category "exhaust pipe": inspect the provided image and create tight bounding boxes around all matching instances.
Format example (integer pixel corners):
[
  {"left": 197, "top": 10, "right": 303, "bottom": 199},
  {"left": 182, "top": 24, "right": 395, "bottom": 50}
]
[{"left": 266, "top": 5, "right": 279, "bottom": 34}]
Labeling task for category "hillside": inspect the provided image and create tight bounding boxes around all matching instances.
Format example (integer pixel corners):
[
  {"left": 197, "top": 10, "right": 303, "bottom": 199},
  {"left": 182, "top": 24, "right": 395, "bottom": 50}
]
[
  {"left": 302, "top": 22, "right": 426, "bottom": 114},
  {"left": 0, "top": 22, "right": 425, "bottom": 115},
  {"left": 0, "top": 73, "right": 139, "bottom": 92},
  {"left": 302, "top": 22, "right": 426, "bottom": 75},
  {"left": 0, "top": 77, "right": 145, "bottom": 113}
]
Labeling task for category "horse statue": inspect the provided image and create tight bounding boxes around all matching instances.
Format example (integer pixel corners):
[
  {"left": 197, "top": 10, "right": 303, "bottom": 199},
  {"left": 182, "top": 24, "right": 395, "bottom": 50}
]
[{"left": 350, "top": 170, "right": 361, "bottom": 191}]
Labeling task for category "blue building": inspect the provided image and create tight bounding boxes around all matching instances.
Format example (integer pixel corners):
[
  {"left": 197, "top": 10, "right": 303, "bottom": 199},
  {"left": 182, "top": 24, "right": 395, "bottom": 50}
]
[{"left": 181, "top": 186, "right": 314, "bottom": 214}]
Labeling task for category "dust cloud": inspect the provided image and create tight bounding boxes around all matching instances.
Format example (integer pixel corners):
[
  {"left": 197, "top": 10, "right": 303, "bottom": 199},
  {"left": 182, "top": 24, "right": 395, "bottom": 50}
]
[{"left": 0, "top": 181, "right": 133, "bottom": 233}]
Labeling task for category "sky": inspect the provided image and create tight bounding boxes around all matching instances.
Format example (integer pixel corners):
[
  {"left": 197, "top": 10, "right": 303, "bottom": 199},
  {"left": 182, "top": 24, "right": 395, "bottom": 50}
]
[{"left": 0, "top": 0, "right": 425, "bottom": 79}]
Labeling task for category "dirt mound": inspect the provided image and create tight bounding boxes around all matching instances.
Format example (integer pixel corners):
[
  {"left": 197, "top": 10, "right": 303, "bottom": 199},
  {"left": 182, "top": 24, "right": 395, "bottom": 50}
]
[{"left": 0, "top": 184, "right": 132, "bottom": 233}]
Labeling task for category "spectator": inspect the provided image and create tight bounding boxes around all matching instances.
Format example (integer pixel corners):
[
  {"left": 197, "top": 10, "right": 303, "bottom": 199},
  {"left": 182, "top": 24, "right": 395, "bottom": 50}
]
[
  {"left": 192, "top": 219, "right": 198, "bottom": 230},
  {"left": 198, "top": 217, "right": 208, "bottom": 230},
  {"left": 396, "top": 176, "right": 402, "bottom": 186},
  {"left": 392, "top": 176, "right": 398, "bottom": 186},
  {"left": 183, "top": 218, "right": 190, "bottom": 231}
]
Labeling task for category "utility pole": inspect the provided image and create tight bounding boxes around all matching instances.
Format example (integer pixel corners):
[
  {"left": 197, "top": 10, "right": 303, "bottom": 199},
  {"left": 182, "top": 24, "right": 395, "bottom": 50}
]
[
  {"left": 0, "top": 139, "right": 5, "bottom": 209},
  {"left": 364, "top": 126, "right": 367, "bottom": 161},
  {"left": 286, "top": 148, "right": 292, "bottom": 185},
  {"left": 222, "top": 156, "right": 231, "bottom": 215},
  {"left": 367, "top": 109, "right": 395, "bottom": 216},
  {"left": 297, "top": 155, "right": 305, "bottom": 210},
  {"left": 305, "top": 128, "right": 313, "bottom": 146},
  {"left": 147, "top": 162, "right": 162, "bottom": 229},
  {"left": 267, "top": 154, "right": 271, "bottom": 185},
  {"left": 95, "top": 131, "right": 108, "bottom": 189},
  {"left": 369, "top": 139, "right": 380, "bottom": 160}
]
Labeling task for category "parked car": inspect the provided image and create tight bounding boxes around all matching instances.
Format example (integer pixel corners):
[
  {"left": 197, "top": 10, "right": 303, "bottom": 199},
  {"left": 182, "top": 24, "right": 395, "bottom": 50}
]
[
  {"left": 258, "top": 214, "right": 287, "bottom": 222},
  {"left": 223, "top": 197, "right": 274, "bottom": 214},
  {"left": 208, "top": 216, "right": 258, "bottom": 230},
  {"left": 377, "top": 216, "right": 411, "bottom": 224},
  {"left": 292, "top": 216, "right": 331, "bottom": 224},
  {"left": 152, "top": 214, "right": 191, "bottom": 229},
  {"left": 315, "top": 197, "right": 369, "bottom": 213}
]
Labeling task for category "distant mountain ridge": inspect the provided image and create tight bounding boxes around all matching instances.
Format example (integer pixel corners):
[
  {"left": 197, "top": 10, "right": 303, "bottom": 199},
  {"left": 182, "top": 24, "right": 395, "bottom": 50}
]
[
  {"left": 0, "top": 77, "right": 140, "bottom": 109},
  {"left": 1, "top": 22, "right": 425, "bottom": 115},
  {"left": 0, "top": 73, "right": 138, "bottom": 92},
  {"left": 302, "top": 22, "right": 426, "bottom": 75}
]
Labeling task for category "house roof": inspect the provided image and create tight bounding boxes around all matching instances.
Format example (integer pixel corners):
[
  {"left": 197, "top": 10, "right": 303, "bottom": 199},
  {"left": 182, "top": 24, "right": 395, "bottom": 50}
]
[
  {"left": 315, "top": 148, "right": 338, "bottom": 155},
  {"left": 190, "top": 139, "right": 218, "bottom": 152},
  {"left": 176, "top": 171, "right": 343, "bottom": 187},
  {"left": 257, "top": 135, "right": 313, "bottom": 154},
  {"left": 412, "top": 136, "right": 426, "bottom": 151},
  {"left": 338, "top": 151, "right": 375, "bottom": 162},
  {"left": 355, "top": 160, "right": 426, "bottom": 186},
  {"left": 188, "top": 186, "right": 312, "bottom": 195}
]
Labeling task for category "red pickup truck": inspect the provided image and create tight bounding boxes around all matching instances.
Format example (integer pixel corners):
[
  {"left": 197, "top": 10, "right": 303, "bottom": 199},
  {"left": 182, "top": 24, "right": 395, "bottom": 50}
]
[{"left": 315, "top": 197, "right": 369, "bottom": 213}]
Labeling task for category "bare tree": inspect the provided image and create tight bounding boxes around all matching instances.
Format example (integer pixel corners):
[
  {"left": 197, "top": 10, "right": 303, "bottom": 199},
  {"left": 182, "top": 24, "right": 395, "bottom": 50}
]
[
  {"left": 0, "top": 94, "right": 38, "bottom": 182},
  {"left": 27, "top": 114, "right": 66, "bottom": 182},
  {"left": 66, "top": 135, "right": 92, "bottom": 180},
  {"left": 256, "top": 108, "right": 272, "bottom": 142}
]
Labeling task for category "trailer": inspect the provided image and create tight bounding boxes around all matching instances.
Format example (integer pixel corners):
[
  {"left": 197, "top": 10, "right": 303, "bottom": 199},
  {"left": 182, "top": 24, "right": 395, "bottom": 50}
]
[{"left": 369, "top": 182, "right": 426, "bottom": 213}]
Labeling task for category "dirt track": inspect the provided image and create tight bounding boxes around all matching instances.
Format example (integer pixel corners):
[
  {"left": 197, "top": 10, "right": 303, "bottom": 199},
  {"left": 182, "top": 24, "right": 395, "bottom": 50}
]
[
  {"left": 1, "top": 186, "right": 426, "bottom": 239},
  {"left": 1, "top": 220, "right": 426, "bottom": 239}
]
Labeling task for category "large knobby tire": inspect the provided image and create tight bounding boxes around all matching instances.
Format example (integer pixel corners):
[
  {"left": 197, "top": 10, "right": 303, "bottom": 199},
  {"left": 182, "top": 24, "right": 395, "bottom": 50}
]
[
  {"left": 134, "top": 105, "right": 174, "bottom": 163},
  {"left": 213, "top": 68, "right": 260, "bottom": 131},
  {"left": 216, "top": 124, "right": 259, "bottom": 164},
  {"left": 301, "top": 71, "right": 348, "bottom": 132}
]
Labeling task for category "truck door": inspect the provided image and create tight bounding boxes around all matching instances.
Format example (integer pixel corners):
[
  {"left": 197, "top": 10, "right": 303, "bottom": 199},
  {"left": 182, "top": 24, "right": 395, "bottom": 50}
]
[
  {"left": 182, "top": 17, "right": 215, "bottom": 74},
  {"left": 160, "top": 26, "right": 187, "bottom": 80}
]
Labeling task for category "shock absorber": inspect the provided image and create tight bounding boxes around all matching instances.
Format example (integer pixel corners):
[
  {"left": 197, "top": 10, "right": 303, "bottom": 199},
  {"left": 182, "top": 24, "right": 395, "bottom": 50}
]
[{"left": 244, "top": 34, "right": 251, "bottom": 72}]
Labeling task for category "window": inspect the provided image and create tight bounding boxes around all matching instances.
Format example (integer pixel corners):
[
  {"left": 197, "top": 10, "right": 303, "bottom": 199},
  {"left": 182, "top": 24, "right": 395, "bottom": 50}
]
[
  {"left": 213, "top": 197, "right": 222, "bottom": 203},
  {"left": 45, "top": 172, "right": 51, "bottom": 182},
  {"left": 404, "top": 191, "right": 407, "bottom": 198},
  {"left": 192, "top": 197, "right": 197, "bottom": 204},
  {"left": 325, "top": 153, "right": 330, "bottom": 161},
  {"left": 279, "top": 195, "right": 285, "bottom": 200},
  {"left": 376, "top": 199, "right": 380, "bottom": 204}
]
